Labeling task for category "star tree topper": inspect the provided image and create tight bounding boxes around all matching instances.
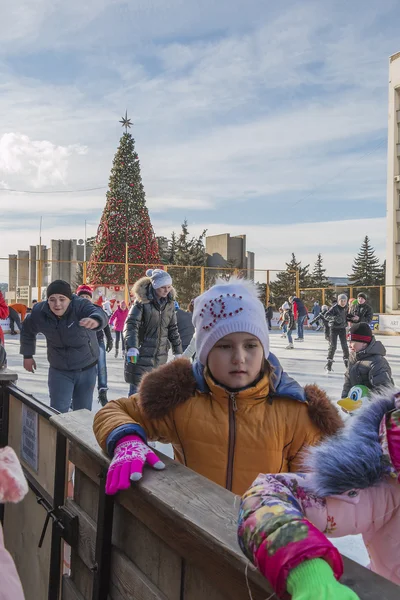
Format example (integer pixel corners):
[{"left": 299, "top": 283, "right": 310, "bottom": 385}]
[{"left": 119, "top": 110, "right": 133, "bottom": 132}]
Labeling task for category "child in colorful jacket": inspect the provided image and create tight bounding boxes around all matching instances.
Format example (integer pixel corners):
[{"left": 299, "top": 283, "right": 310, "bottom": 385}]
[{"left": 238, "top": 388, "right": 400, "bottom": 599}]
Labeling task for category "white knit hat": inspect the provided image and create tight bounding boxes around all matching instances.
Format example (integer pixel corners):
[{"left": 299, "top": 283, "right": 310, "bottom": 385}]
[
  {"left": 193, "top": 278, "right": 270, "bottom": 366},
  {"left": 146, "top": 269, "right": 172, "bottom": 290}
]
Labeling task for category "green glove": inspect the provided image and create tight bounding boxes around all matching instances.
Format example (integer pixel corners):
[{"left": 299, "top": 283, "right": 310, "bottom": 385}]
[{"left": 287, "top": 559, "right": 360, "bottom": 600}]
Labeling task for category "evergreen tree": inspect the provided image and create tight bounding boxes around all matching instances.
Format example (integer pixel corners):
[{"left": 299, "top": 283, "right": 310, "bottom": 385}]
[
  {"left": 88, "top": 119, "right": 159, "bottom": 285},
  {"left": 348, "top": 236, "right": 382, "bottom": 286},
  {"left": 270, "top": 253, "right": 311, "bottom": 307},
  {"left": 168, "top": 220, "right": 207, "bottom": 305},
  {"left": 311, "top": 253, "right": 331, "bottom": 287},
  {"left": 377, "top": 260, "right": 386, "bottom": 285}
]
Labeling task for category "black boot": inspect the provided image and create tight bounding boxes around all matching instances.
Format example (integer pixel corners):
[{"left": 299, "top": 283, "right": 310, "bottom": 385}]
[
  {"left": 325, "top": 359, "right": 333, "bottom": 372},
  {"left": 343, "top": 358, "right": 349, "bottom": 368},
  {"left": 98, "top": 389, "right": 108, "bottom": 407}
]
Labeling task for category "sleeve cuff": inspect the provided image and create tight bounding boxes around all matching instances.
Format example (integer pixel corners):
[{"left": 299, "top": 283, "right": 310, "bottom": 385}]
[{"left": 106, "top": 424, "right": 147, "bottom": 455}]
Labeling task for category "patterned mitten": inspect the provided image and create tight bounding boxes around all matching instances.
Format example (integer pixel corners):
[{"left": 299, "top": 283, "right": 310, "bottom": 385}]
[
  {"left": 126, "top": 347, "right": 139, "bottom": 364},
  {"left": 287, "top": 559, "right": 360, "bottom": 600},
  {"left": 105, "top": 435, "right": 165, "bottom": 495}
]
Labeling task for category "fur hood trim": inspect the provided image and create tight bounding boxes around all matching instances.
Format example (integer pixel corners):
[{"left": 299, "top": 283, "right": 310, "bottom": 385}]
[
  {"left": 132, "top": 276, "right": 176, "bottom": 304},
  {"left": 303, "top": 387, "right": 398, "bottom": 497},
  {"left": 138, "top": 359, "right": 343, "bottom": 438}
]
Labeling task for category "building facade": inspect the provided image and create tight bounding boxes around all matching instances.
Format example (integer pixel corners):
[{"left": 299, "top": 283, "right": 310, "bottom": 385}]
[
  {"left": 205, "top": 234, "right": 255, "bottom": 278},
  {"left": 7, "top": 240, "right": 93, "bottom": 304},
  {"left": 386, "top": 51, "right": 400, "bottom": 312}
]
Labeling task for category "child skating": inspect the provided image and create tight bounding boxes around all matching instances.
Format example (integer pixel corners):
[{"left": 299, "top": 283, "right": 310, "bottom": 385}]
[
  {"left": 282, "top": 301, "right": 295, "bottom": 349},
  {"left": 319, "top": 294, "right": 350, "bottom": 372}
]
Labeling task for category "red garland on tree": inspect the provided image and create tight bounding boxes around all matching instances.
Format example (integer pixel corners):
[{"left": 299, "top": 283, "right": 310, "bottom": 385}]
[{"left": 87, "top": 118, "right": 160, "bottom": 285}]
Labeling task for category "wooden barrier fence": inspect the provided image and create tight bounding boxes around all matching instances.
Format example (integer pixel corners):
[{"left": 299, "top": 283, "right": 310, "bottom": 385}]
[{"left": 0, "top": 371, "right": 400, "bottom": 600}]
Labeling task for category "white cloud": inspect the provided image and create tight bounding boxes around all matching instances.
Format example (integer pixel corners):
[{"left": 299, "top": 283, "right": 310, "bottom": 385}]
[{"left": 0, "top": 133, "right": 87, "bottom": 188}]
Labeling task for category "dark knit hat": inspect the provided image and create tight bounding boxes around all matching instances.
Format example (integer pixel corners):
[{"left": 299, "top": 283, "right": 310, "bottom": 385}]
[
  {"left": 357, "top": 292, "right": 367, "bottom": 300},
  {"left": 348, "top": 322, "right": 372, "bottom": 343},
  {"left": 46, "top": 280, "right": 73, "bottom": 300},
  {"left": 76, "top": 284, "right": 93, "bottom": 298}
]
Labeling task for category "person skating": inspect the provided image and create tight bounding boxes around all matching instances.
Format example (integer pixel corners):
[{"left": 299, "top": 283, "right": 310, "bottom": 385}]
[
  {"left": 0, "top": 291, "right": 9, "bottom": 347},
  {"left": 76, "top": 285, "right": 114, "bottom": 407},
  {"left": 265, "top": 302, "right": 274, "bottom": 331},
  {"left": 349, "top": 292, "right": 373, "bottom": 324},
  {"left": 93, "top": 277, "right": 342, "bottom": 496},
  {"left": 123, "top": 269, "right": 182, "bottom": 395},
  {"left": 341, "top": 323, "right": 393, "bottom": 398},
  {"left": 320, "top": 294, "right": 350, "bottom": 372},
  {"left": 289, "top": 295, "right": 307, "bottom": 341},
  {"left": 20, "top": 280, "right": 108, "bottom": 413},
  {"left": 238, "top": 388, "right": 400, "bottom": 598},
  {"left": 282, "top": 301, "right": 295, "bottom": 349},
  {"left": 109, "top": 301, "right": 129, "bottom": 358},
  {"left": 8, "top": 303, "right": 27, "bottom": 335},
  {"left": 175, "top": 301, "right": 195, "bottom": 352},
  {"left": 309, "top": 304, "right": 330, "bottom": 339}
]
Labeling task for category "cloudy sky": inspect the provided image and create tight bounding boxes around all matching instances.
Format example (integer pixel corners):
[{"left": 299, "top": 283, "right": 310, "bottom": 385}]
[{"left": 0, "top": 0, "right": 397, "bottom": 282}]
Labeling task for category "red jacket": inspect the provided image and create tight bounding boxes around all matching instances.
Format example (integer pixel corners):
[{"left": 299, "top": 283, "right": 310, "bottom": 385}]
[{"left": 0, "top": 292, "right": 9, "bottom": 346}]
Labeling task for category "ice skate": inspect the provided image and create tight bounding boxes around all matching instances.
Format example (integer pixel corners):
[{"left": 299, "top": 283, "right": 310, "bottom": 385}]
[
  {"left": 285, "top": 343, "right": 294, "bottom": 349},
  {"left": 115, "top": 348, "right": 119, "bottom": 358},
  {"left": 325, "top": 359, "right": 333, "bottom": 373}
]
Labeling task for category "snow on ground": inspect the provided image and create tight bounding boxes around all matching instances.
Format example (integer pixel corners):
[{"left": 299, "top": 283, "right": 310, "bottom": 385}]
[{"left": 4, "top": 329, "right": 400, "bottom": 566}]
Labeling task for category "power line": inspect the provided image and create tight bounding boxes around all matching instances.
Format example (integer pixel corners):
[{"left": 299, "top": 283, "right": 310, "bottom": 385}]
[
  {"left": 0, "top": 185, "right": 107, "bottom": 194},
  {"left": 290, "top": 137, "right": 387, "bottom": 208}
]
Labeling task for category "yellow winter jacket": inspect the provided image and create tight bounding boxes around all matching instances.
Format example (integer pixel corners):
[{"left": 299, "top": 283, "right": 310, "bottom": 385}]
[{"left": 93, "top": 359, "right": 342, "bottom": 495}]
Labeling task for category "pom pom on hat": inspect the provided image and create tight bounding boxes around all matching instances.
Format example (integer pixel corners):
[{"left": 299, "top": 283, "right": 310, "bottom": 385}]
[
  {"left": 193, "top": 277, "right": 269, "bottom": 365},
  {"left": 146, "top": 269, "right": 173, "bottom": 290},
  {"left": 76, "top": 284, "right": 93, "bottom": 298}
]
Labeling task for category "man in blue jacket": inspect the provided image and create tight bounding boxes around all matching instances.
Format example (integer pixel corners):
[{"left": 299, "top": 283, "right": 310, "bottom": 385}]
[{"left": 20, "top": 280, "right": 108, "bottom": 413}]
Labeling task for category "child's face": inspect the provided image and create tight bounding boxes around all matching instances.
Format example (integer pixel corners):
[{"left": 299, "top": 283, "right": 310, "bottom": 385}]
[
  {"left": 338, "top": 298, "right": 347, "bottom": 307},
  {"left": 349, "top": 340, "right": 368, "bottom": 353},
  {"left": 207, "top": 332, "right": 264, "bottom": 389}
]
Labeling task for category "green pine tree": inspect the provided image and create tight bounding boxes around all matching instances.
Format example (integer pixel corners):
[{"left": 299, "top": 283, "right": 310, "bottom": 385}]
[
  {"left": 88, "top": 125, "right": 160, "bottom": 285},
  {"left": 348, "top": 236, "right": 382, "bottom": 286},
  {"left": 311, "top": 253, "right": 331, "bottom": 287},
  {"left": 167, "top": 221, "right": 207, "bottom": 306},
  {"left": 270, "top": 253, "right": 311, "bottom": 308}
]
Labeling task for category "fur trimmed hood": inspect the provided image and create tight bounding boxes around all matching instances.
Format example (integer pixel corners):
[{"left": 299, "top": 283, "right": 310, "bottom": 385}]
[
  {"left": 137, "top": 357, "right": 343, "bottom": 437},
  {"left": 132, "top": 276, "right": 176, "bottom": 304},
  {"left": 304, "top": 387, "right": 400, "bottom": 496}
]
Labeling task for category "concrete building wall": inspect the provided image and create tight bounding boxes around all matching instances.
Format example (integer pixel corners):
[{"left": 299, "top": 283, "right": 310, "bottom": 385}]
[
  {"left": 8, "top": 255, "right": 17, "bottom": 295},
  {"left": 386, "top": 52, "right": 400, "bottom": 312},
  {"left": 246, "top": 251, "right": 255, "bottom": 280},
  {"left": 206, "top": 233, "right": 253, "bottom": 270}
]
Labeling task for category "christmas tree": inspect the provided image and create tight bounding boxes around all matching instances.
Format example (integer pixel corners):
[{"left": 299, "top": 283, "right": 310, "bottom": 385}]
[
  {"left": 87, "top": 114, "right": 160, "bottom": 285},
  {"left": 348, "top": 236, "right": 381, "bottom": 286}
]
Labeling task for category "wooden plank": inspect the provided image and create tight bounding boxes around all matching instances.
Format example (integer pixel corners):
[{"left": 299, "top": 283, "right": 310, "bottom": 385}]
[
  {"left": 183, "top": 563, "right": 227, "bottom": 600},
  {"left": 62, "top": 575, "right": 85, "bottom": 600},
  {"left": 69, "top": 444, "right": 100, "bottom": 486},
  {"left": 4, "top": 487, "right": 52, "bottom": 600},
  {"left": 110, "top": 547, "right": 169, "bottom": 600},
  {"left": 9, "top": 394, "right": 57, "bottom": 497},
  {"left": 113, "top": 503, "right": 181, "bottom": 600},
  {"left": 74, "top": 468, "right": 99, "bottom": 522},
  {"left": 65, "top": 498, "right": 96, "bottom": 571},
  {"left": 71, "top": 553, "right": 93, "bottom": 600},
  {"left": 0, "top": 370, "right": 18, "bottom": 381},
  {"left": 341, "top": 557, "right": 400, "bottom": 600}
]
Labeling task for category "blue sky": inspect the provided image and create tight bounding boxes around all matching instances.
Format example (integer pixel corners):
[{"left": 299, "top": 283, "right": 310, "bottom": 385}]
[{"left": 0, "top": 0, "right": 398, "bottom": 279}]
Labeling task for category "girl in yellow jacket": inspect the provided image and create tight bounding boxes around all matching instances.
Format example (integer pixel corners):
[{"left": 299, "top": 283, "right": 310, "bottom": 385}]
[{"left": 93, "top": 278, "right": 342, "bottom": 496}]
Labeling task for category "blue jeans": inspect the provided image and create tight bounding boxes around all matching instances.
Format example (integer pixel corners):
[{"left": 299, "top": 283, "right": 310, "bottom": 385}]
[
  {"left": 97, "top": 341, "right": 108, "bottom": 391},
  {"left": 287, "top": 329, "right": 293, "bottom": 344},
  {"left": 129, "top": 383, "right": 138, "bottom": 396},
  {"left": 48, "top": 365, "right": 97, "bottom": 413},
  {"left": 297, "top": 315, "right": 306, "bottom": 339},
  {"left": 282, "top": 323, "right": 287, "bottom": 334}
]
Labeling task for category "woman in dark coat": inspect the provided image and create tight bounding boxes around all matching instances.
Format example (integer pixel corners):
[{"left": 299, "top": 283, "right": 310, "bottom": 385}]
[{"left": 124, "top": 269, "right": 182, "bottom": 395}]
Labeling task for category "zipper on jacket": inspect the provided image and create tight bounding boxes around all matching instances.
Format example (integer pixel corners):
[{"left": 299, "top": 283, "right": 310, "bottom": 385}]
[{"left": 226, "top": 392, "right": 237, "bottom": 491}]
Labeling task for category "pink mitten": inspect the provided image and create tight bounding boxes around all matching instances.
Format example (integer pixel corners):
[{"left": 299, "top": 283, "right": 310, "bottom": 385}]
[
  {"left": 105, "top": 435, "right": 165, "bottom": 495},
  {"left": 0, "top": 447, "right": 28, "bottom": 503}
]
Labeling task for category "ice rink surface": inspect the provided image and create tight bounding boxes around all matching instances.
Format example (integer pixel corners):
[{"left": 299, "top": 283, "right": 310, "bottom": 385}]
[{"left": 4, "top": 329, "right": 400, "bottom": 566}]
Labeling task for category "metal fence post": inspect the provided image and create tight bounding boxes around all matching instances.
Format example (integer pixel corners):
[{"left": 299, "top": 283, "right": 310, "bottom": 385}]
[
  {"left": 200, "top": 267, "right": 205, "bottom": 294},
  {"left": 83, "top": 261, "right": 87, "bottom": 284},
  {"left": 295, "top": 270, "right": 300, "bottom": 297},
  {"left": 266, "top": 270, "right": 270, "bottom": 306}
]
